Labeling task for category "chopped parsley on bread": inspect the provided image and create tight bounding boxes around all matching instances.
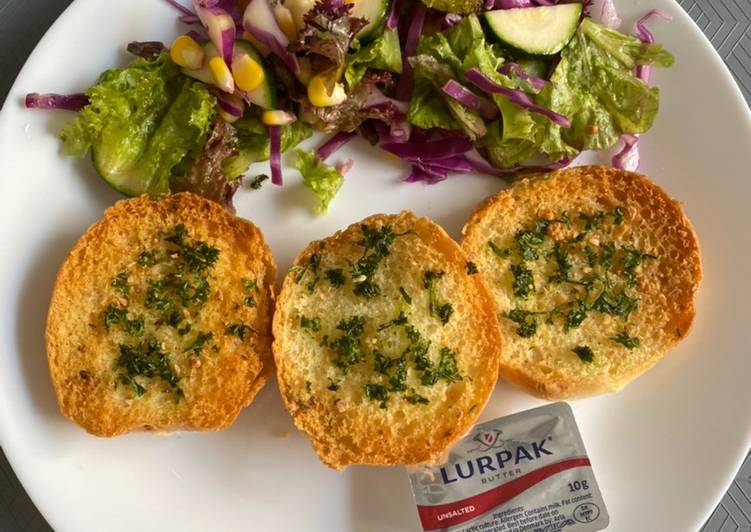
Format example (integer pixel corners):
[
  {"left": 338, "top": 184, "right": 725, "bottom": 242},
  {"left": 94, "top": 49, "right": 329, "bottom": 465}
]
[
  {"left": 462, "top": 166, "right": 702, "bottom": 399},
  {"left": 46, "top": 193, "right": 276, "bottom": 436},
  {"left": 272, "top": 212, "right": 501, "bottom": 470}
]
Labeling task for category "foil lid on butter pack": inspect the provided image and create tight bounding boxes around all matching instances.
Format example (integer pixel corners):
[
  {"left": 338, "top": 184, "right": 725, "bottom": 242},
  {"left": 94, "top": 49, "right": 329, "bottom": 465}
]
[{"left": 408, "top": 402, "right": 609, "bottom": 532}]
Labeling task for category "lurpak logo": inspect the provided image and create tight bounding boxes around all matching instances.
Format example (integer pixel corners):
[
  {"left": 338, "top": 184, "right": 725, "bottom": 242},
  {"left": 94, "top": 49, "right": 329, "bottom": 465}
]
[{"left": 440, "top": 436, "right": 554, "bottom": 484}]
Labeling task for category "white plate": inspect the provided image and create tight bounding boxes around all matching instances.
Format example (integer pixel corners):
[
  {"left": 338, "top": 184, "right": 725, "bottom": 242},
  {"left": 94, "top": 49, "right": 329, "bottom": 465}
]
[{"left": 0, "top": 0, "right": 749, "bottom": 530}]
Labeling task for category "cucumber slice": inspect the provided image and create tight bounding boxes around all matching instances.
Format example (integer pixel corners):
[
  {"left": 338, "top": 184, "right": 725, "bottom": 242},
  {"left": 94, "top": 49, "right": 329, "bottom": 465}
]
[
  {"left": 350, "top": 0, "right": 391, "bottom": 43},
  {"left": 234, "top": 40, "right": 278, "bottom": 110},
  {"left": 483, "top": 4, "right": 582, "bottom": 56}
]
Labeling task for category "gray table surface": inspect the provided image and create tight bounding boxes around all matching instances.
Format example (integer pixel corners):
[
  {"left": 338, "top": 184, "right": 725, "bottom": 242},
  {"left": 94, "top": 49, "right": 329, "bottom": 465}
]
[{"left": 0, "top": 0, "right": 749, "bottom": 530}]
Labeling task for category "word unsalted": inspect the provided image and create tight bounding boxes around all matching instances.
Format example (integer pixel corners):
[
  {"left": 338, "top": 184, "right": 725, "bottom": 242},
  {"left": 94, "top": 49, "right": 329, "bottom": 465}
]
[{"left": 407, "top": 403, "right": 609, "bottom": 532}]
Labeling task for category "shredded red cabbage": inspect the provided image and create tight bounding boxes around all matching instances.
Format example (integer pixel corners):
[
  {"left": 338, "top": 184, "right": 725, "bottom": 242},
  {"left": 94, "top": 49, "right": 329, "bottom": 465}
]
[
  {"left": 382, "top": 137, "right": 474, "bottom": 160},
  {"left": 611, "top": 133, "right": 640, "bottom": 171},
  {"left": 317, "top": 131, "right": 357, "bottom": 161},
  {"left": 395, "top": 2, "right": 426, "bottom": 101},
  {"left": 491, "top": 0, "right": 536, "bottom": 8},
  {"left": 163, "top": 0, "right": 201, "bottom": 24},
  {"left": 498, "top": 63, "right": 546, "bottom": 91},
  {"left": 634, "top": 10, "right": 672, "bottom": 84},
  {"left": 215, "top": 91, "right": 244, "bottom": 117},
  {"left": 387, "top": 0, "right": 403, "bottom": 29},
  {"left": 599, "top": 0, "right": 621, "bottom": 29},
  {"left": 269, "top": 125, "right": 283, "bottom": 186},
  {"left": 465, "top": 68, "right": 571, "bottom": 127},
  {"left": 25, "top": 93, "right": 89, "bottom": 111},
  {"left": 441, "top": 80, "right": 499, "bottom": 120}
]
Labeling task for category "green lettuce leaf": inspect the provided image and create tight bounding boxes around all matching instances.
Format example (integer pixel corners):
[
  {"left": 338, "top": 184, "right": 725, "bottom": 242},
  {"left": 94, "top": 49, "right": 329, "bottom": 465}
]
[
  {"left": 344, "top": 27, "right": 402, "bottom": 88},
  {"left": 294, "top": 150, "right": 344, "bottom": 213},
  {"left": 408, "top": 17, "right": 494, "bottom": 136},
  {"left": 549, "top": 19, "right": 674, "bottom": 151},
  {"left": 222, "top": 116, "right": 313, "bottom": 179},
  {"left": 60, "top": 55, "right": 182, "bottom": 160},
  {"left": 409, "top": 55, "right": 485, "bottom": 139},
  {"left": 579, "top": 18, "right": 675, "bottom": 70},
  {"left": 59, "top": 54, "right": 216, "bottom": 195}
]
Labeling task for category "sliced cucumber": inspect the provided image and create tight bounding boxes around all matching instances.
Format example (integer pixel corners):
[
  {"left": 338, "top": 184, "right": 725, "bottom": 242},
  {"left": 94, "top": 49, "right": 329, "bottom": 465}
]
[
  {"left": 350, "top": 0, "right": 391, "bottom": 43},
  {"left": 234, "top": 40, "right": 278, "bottom": 110},
  {"left": 484, "top": 4, "right": 582, "bottom": 56}
]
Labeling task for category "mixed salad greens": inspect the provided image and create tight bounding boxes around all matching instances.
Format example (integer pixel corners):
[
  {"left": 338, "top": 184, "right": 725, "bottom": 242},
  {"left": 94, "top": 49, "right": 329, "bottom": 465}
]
[{"left": 26, "top": 0, "right": 674, "bottom": 213}]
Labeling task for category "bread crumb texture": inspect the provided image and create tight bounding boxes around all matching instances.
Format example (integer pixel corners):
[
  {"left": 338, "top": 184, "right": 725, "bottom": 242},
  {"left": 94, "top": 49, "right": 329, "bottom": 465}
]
[
  {"left": 462, "top": 166, "right": 702, "bottom": 399},
  {"left": 46, "top": 193, "right": 277, "bottom": 436},
  {"left": 273, "top": 211, "right": 501, "bottom": 470}
]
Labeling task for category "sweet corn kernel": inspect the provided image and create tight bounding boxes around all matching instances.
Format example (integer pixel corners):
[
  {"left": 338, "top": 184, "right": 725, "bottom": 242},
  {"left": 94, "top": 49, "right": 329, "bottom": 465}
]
[
  {"left": 261, "top": 110, "right": 296, "bottom": 126},
  {"left": 273, "top": 4, "right": 298, "bottom": 41},
  {"left": 308, "top": 74, "right": 347, "bottom": 107},
  {"left": 170, "top": 35, "right": 205, "bottom": 70},
  {"left": 232, "top": 55, "right": 265, "bottom": 92},
  {"left": 209, "top": 57, "right": 235, "bottom": 93}
]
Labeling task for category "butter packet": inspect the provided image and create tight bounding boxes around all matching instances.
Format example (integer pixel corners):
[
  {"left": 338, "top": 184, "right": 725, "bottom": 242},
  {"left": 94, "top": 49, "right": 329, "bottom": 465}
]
[{"left": 408, "top": 402, "right": 609, "bottom": 532}]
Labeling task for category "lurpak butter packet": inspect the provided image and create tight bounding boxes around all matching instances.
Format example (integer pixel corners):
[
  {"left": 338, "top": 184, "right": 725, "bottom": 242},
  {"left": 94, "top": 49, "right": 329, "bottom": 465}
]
[{"left": 408, "top": 402, "right": 609, "bottom": 532}]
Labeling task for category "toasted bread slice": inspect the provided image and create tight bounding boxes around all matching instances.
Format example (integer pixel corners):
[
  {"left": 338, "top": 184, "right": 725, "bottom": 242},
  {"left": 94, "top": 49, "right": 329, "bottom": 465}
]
[
  {"left": 46, "top": 193, "right": 277, "bottom": 436},
  {"left": 462, "top": 165, "right": 701, "bottom": 399},
  {"left": 273, "top": 212, "right": 501, "bottom": 470}
]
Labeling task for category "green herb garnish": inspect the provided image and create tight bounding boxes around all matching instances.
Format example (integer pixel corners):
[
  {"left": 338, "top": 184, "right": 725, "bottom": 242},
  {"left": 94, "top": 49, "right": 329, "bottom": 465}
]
[
  {"left": 330, "top": 316, "right": 366, "bottom": 371},
  {"left": 572, "top": 345, "right": 594, "bottom": 363},
  {"left": 187, "top": 331, "right": 214, "bottom": 355},
  {"left": 610, "top": 331, "right": 641, "bottom": 350},
  {"left": 488, "top": 240, "right": 511, "bottom": 259},
  {"left": 290, "top": 252, "right": 322, "bottom": 292},
  {"left": 350, "top": 225, "right": 411, "bottom": 298},
  {"left": 225, "top": 323, "right": 254, "bottom": 341},
  {"left": 300, "top": 316, "right": 322, "bottom": 332},
  {"left": 466, "top": 261, "right": 479, "bottom": 275},
  {"left": 510, "top": 264, "right": 535, "bottom": 299},
  {"left": 325, "top": 268, "right": 345, "bottom": 287},
  {"left": 507, "top": 309, "right": 539, "bottom": 338},
  {"left": 248, "top": 174, "right": 269, "bottom": 190},
  {"left": 111, "top": 271, "right": 129, "bottom": 295},
  {"left": 399, "top": 286, "right": 412, "bottom": 304},
  {"left": 424, "top": 271, "right": 453, "bottom": 325},
  {"left": 565, "top": 300, "right": 588, "bottom": 330},
  {"left": 405, "top": 388, "right": 429, "bottom": 405},
  {"left": 421, "top": 347, "right": 462, "bottom": 386},
  {"left": 364, "top": 383, "right": 388, "bottom": 408},
  {"left": 116, "top": 336, "right": 182, "bottom": 398}
]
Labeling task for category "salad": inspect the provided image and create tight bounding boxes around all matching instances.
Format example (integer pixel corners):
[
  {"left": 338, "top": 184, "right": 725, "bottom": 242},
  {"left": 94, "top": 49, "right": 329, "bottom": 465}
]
[{"left": 26, "top": 0, "right": 674, "bottom": 213}]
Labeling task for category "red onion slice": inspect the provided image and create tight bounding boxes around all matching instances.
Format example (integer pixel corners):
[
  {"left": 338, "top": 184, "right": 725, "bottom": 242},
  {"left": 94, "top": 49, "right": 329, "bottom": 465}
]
[
  {"left": 441, "top": 80, "right": 499, "bottom": 120},
  {"left": 192, "top": 1, "right": 236, "bottom": 65},
  {"left": 243, "top": 0, "right": 299, "bottom": 73}
]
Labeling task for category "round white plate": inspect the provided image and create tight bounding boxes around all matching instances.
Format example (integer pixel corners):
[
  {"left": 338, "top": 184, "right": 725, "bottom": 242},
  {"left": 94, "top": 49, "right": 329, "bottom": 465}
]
[{"left": 1, "top": 0, "right": 749, "bottom": 530}]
